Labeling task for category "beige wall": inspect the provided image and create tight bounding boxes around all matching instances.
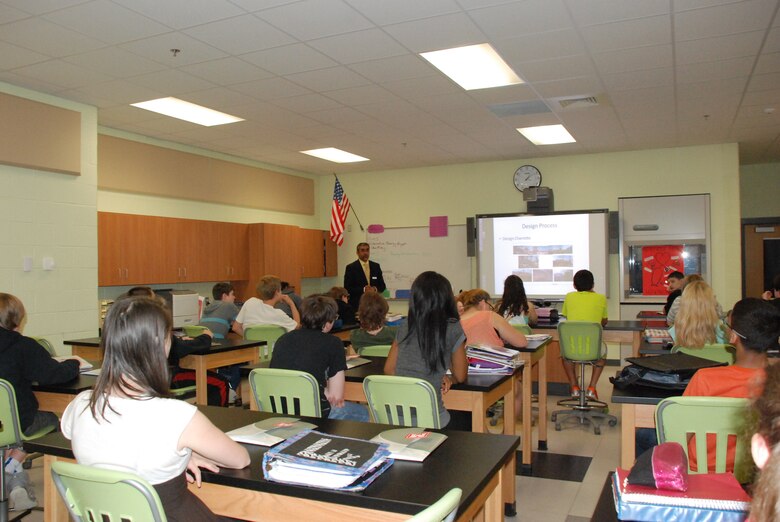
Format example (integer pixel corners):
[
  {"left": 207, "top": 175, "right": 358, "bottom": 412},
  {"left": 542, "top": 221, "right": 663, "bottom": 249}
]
[
  {"left": 323, "top": 143, "right": 743, "bottom": 314},
  {"left": 740, "top": 162, "right": 780, "bottom": 219},
  {"left": 0, "top": 82, "right": 98, "bottom": 354}
]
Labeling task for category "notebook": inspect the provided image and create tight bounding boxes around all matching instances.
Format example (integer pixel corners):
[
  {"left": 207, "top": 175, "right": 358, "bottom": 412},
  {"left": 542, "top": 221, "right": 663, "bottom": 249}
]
[
  {"left": 53, "top": 355, "right": 93, "bottom": 372},
  {"left": 346, "top": 357, "right": 371, "bottom": 369},
  {"left": 625, "top": 353, "right": 724, "bottom": 374}
]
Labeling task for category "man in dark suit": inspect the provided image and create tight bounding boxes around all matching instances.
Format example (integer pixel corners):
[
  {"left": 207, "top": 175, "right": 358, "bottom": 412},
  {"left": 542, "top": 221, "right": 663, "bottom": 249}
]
[{"left": 344, "top": 242, "right": 386, "bottom": 310}]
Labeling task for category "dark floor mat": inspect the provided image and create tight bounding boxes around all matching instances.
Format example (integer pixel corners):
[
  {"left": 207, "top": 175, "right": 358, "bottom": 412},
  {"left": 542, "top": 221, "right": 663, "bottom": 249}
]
[{"left": 517, "top": 451, "right": 592, "bottom": 481}]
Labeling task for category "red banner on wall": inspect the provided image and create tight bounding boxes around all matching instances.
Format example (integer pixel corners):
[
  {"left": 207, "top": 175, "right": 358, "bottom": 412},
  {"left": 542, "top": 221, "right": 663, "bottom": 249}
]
[{"left": 642, "top": 245, "right": 684, "bottom": 295}]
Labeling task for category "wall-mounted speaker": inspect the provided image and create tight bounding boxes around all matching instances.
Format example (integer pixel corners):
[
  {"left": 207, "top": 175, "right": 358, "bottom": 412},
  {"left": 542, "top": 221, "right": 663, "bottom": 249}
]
[
  {"left": 608, "top": 210, "right": 619, "bottom": 254},
  {"left": 466, "top": 217, "right": 476, "bottom": 257}
]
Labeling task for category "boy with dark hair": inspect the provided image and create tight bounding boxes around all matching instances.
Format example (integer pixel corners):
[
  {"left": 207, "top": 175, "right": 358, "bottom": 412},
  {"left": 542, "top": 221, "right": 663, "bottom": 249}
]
[
  {"left": 270, "top": 295, "right": 368, "bottom": 422},
  {"left": 274, "top": 281, "right": 303, "bottom": 319},
  {"left": 663, "top": 271, "right": 684, "bottom": 315},
  {"left": 199, "top": 282, "right": 239, "bottom": 339},
  {"left": 561, "top": 269, "right": 608, "bottom": 400}
]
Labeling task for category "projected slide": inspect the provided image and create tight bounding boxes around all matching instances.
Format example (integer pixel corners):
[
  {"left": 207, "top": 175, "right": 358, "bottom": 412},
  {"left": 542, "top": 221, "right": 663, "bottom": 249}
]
[{"left": 477, "top": 211, "right": 608, "bottom": 299}]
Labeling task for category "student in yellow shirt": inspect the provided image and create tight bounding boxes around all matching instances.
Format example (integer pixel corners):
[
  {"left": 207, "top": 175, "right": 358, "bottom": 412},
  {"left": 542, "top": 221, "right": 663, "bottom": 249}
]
[{"left": 560, "top": 269, "right": 608, "bottom": 400}]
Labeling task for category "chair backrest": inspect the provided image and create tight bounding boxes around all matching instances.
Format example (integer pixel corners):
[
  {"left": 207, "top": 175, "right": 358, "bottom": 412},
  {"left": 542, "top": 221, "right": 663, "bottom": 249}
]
[
  {"left": 363, "top": 375, "right": 441, "bottom": 429},
  {"left": 244, "top": 325, "right": 286, "bottom": 361},
  {"left": 408, "top": 488, "right": 462, "bottom": 522},
  {"left": 29, "top": 336, "right": 56, "bottom": 355},
  {"left": 358, "top": 344, "right": 392, "bottom": 357},
  {"left": 182, "top": 325, "right": 208, "bottom": 338},
  {"left": 51, "top": 461, "right": 167, "bottom": 522},
  {"left": 199, "top": 317, "right": 230, "bottom": 339},
  {"left": 512, "top": 324, "right": 532, "bottom": 335},
  {"left": 248, "top": 368, "right": 322, "bottom": 417},
  {"left": 557, "top": 321, "right": 603, "bottom": 362},
  {"left": 655, "top": 396, "right": 754, "bottom": 482},
  {"left": 672, "top": 344, "right": 736, "bottom": 365},
  {"left": 0, "top": 379, "right": 25, "bottom": 449}
]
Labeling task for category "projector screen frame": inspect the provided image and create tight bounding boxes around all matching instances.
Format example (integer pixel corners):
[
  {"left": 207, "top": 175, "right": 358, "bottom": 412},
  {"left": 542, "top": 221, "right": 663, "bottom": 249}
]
[{"left": 475, "top": 208, "right": 610, "bottom": 300}]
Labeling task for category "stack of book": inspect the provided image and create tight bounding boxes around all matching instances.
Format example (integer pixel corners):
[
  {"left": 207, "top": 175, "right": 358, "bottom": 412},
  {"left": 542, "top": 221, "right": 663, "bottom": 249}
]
[
  {"left": 612, "top": 468, "right": 750, "bottom": 521},
  {"left": 262, "top": 430, "right": 393, "bottom": 492},
  {"left": 466, "top": 344, "right": 523, "bottom": 374},
  {"left": 644, "top": 328, "right": 673, "bottom": 344}
]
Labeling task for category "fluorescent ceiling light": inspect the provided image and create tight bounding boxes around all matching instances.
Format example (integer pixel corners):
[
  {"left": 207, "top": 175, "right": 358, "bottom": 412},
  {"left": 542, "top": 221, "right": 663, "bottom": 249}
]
[
  {"left": 420, "top": 43, "right": 522, "bottom": 90},
  {"left": 517, "top": 124, "right": 576, "bottom": 145},
  {"left": 131, "top": 97, "right": 244, "bottom": 126},
  {"left": 301, "top": 148, "right": 369, "bottom": 163}
]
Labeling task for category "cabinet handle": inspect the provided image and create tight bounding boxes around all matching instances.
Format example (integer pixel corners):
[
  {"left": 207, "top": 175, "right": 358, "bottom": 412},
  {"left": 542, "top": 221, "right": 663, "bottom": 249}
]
[{"left": 183, "top": 267, "right": 187, "bottom": 278}]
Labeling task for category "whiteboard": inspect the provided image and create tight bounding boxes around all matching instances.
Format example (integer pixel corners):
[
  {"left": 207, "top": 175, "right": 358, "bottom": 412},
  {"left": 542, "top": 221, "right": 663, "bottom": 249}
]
[{"left": 367, "top": 226, "right": 472, "bottom": 297}]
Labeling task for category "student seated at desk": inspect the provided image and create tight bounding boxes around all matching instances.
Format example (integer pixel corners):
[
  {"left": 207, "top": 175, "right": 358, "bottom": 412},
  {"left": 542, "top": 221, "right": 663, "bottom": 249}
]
[
  {"left": 127, "top": 287, "right": 229, "bottom": 407},
  {"left": 561, "top": 269, "right": 608, "bottom": 400},
  {"left": 459, "top": 288, "right": 528, "bottom": 418},
  {"left": 663, "top": 271, "right": 684, "bottom": 316},
  {"left": 496, "top": 275, "right": 538, "bottom": 326},
  {"left": 327, "top": 286, "right": 357, "bottom": 327},
  {"left": 385, "top": 271, "right": 468, "bottom": 429},
  {"left": 270, "top": 295, "right": 369, "bottom": 422},
  {"left": 669, "top": 280, "right": 728, "bottom": 348},
  {"left": 200, "top": 282, "right": 242, "bottom": 404},
  {"left": 636, "top": 298, "right": 780, "bottom": 458},
  {"left": 0, "top": 293, "right": 80, "bottom": 511},
  {"left": 350, "top": 292, "right": 397, "bottom": 354},
  {"left": 61, "top": 296, "right": 250, "bottom": 521},
  {"left": 233, "top": 275, "right": 299, "bottom": 336}
]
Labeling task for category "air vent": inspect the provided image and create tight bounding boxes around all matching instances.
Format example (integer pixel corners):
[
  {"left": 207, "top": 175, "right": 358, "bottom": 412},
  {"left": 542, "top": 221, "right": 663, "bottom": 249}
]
[
  {"left": 549, "top": 94, "right": 608, "bottom": 111},
  {"left": 488, "top": 100, "right": 551, "bottom": 117}
]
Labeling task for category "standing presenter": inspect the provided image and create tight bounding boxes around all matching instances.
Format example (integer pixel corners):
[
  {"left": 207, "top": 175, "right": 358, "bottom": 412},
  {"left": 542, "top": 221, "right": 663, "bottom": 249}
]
[{"left": 344, "top": 242, "right": 386, "bottom": 310}]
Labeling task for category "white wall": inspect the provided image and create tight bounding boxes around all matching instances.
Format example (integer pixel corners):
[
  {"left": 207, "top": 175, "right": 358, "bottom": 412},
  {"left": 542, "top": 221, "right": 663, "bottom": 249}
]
[{"left": 0, "top": 82, "right": 98, "bottom": 354}]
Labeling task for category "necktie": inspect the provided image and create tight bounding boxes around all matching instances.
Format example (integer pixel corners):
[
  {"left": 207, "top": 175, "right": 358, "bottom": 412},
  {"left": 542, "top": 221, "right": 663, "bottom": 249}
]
[{"left": 362, "top": 261, "right": 370, "bottom": 286}]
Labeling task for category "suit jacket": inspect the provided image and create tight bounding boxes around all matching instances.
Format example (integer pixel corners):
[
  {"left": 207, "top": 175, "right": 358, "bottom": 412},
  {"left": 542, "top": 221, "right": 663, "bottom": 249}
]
[{"left": 344, "top": 259, "right": 386, "bottom": 310}]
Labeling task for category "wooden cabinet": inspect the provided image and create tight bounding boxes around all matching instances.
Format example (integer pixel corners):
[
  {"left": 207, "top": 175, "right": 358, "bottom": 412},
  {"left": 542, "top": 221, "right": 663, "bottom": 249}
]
[
  {"left": 98, "top": 213, "right": 249, "bottom": 286},
  {"left": 324, "top": 231, "right": 338, "bottom": 277},
  {"left": 98, "top": 213, "right": 163, "bottom": 286},
  {"left": 301, "top": 228, "right": 324, "bottom": 277}
]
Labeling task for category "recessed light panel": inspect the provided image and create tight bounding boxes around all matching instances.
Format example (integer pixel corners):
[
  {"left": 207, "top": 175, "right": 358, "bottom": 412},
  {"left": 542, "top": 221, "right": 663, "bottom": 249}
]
[
  {"left": 131, "top": 97, "right": 244, "bottom": 127},
  {"left": 301, "top": 148, "right": 369, "bottom": 163},
  {"left": 517, "top": 124, "right": 576, "bottom": 145},
  {"left": 421, "top": 43, "right": 522, "bottom": 91}
]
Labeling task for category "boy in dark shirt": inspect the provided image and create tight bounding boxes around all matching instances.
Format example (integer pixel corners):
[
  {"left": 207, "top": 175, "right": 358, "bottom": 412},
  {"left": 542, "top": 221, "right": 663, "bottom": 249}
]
[
  {"left": 0, "top": 293, "right": 80, "bottom": 510},
  {"left": 270, "top": 295, "right": 368, "bottom": 421}
]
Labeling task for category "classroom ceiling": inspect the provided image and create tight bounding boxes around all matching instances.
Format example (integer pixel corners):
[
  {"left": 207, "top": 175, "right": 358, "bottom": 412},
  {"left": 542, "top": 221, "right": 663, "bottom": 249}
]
[{"left": 0, "top": 0, "right": 779, "bottom": 175}]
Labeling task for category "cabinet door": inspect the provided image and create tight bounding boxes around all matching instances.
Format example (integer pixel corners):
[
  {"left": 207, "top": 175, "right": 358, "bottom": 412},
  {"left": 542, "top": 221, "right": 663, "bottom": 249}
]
[
  {"left": 263, "top": 223, "right": 303, "bottom": 290},
  {"left": 122, "top": 214, "right": 163, "bottom": 285},
  {"left": 97, "top": 212, "right": 125, "bottom": 286},
  {"left": 301, "top": 228, "right": 325, "bottom": 277},
  {"left": 226, "top": 223, "right": 248, "bottom": 280},
  {"left": 324, "top": 231, "right": 338, "bottom": 277}
]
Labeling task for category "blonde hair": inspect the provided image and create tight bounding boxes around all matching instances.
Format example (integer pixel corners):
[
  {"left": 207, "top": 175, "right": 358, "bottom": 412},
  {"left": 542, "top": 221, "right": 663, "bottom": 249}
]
[
  {"left": 461, "top": 289, "right": 492, "bottom": 311},
  {"left": 0, "top": 293, "right": 26, "bottom": 331},
  {"left": 674, "top": 281, "right": 719, "bottom": 348},
  {"left": 256, "top": 275, "right": 281, "bottom": 300}
]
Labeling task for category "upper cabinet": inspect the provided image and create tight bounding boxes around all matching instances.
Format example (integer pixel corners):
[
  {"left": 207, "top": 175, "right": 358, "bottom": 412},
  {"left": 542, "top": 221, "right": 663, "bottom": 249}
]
[{"left": 98, "top": 213, "right": 332, "bottom": 289}]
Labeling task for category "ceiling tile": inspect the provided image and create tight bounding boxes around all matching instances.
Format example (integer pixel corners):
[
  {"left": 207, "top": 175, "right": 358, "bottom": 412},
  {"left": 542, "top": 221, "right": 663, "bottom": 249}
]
[
  {"left": 63, "top": 46, "right": 168, "bottom": 78},
  {"left": 177, "top": 57, "right": 273, "bottom": 85},
  {"left": 344, "top": 0, "right": 461, "bottom": 25},
  {"left": 468, "top": 0, "right": 572, "bottom": 38},
  {"left": 230, "top": 77, "right": 312, "bottom": 100},
  {"left": 42, "top": 0, "right": 170, "bottom": 44},
  {"left": 0, "top": 17, "right": 106, "bottom": 57},
  {"left": 0, "top": 0, "right": 91, "bottom": 16},
  {"left": 326, "top": 84, "right": 400, "bottom": 105},
  {"left": 593, "top": 44, "right": 673, "bottom": 74},
  {"left": 676, "top": 56, "right": 754, "bottom": 83},
  {"left": 256, "top": 0, "right": 374, "bottom": 40},
  {"left": 286, "top": 66, "right": 372, "bottom": 92},
  {"left": 129, "top": 68, "right": 217, "bottom": 95},
  {"left": 383, "top": 12, "right": 485, "bottom": 52},
  {"left": 565, "top": 0, "right": 670, "bottom": 26},
  {"left": 241, "top": 43, "right": 338, "bottom": 76},
  {"left": 11, "top": 59, "right": 114, "bottom": 89},
  {"left": 113, "top": 0, "right": 245, "bottom": 29},
  {"left": 676, "top": 31, "right": 765, "bottom": 65},
  {"left": 674, "top": 0, "right": 777, "bottom": 40},
  {"left": 580, "top": 15, "right": 671, "bottom": 53},
  {"left": 308, "top": 28, "right": 408, "bottom": 64},
  {"left": 347, "top": 54, "right": 435, "bottom": 83},
  {"left": 0, "top": 2, "right": 30, "bottom": 24},
  {"left": 119, "top": 32, "right": 228, "bottom": 66},
  {"left": 183, "top": 14, "right": 296, "bottom": 54},
  {"left": 495, "top": 29, "right": 587, "bottom": 65},
  {"left": 602, "top": 67, "right": 673, "bottom": 91},
  {"left": 0, "top": 41, "right": 49, "bottom": 70}
]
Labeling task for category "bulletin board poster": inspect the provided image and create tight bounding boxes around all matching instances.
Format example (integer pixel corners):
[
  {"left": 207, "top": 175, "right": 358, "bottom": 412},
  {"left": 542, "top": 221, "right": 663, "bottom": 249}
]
[{"left": 642, "top": 245, "right": 684, "bottom": 295}]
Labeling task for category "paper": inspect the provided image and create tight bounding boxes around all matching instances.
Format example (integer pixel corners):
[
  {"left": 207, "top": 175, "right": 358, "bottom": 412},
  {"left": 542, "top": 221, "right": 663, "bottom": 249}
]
[
  {"left": 429, "top": 216, "right": 448, "bottom": 237},
  {"left": 53, "top": 355, "right": 93, "bottom": 372},
  {"left": 227, "top": 417, "right": 317, "bottom": 447}
]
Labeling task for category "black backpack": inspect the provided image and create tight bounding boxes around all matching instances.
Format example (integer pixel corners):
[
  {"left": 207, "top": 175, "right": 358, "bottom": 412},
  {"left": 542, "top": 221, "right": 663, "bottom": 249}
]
[{"left": 610, "top": 352, "right": 725, "bottom": 391}]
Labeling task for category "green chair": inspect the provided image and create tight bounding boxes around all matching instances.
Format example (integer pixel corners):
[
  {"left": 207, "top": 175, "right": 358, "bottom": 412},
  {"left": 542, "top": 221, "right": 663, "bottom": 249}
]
[
  {"left": 50, "top": 461, "right": 167, "bottom": 522},
  {"left": 248, "top": 368, "right": 322, "bottom": 417},
  {"left": 363, "top": 375, "right": 441, "bottom": 429},
  {"left": 29, "top": 337, "right": 56, "bottom": 355},
  {"left": 358, "top": 344, "right": 392, "bottom": 357},
  {"left": 656, "top": 396, "right": 754, "bottom": 483},
  {"left": 550, "top": 322, "right": 617, "bottom": 435},
  {"left": 408, "top": 487, "right": 462, "bottom": 522},
  {"left": 672, "top": 344, "right": 736, "bottom": 365},
  {"left": 182, "top": 325, "right": 208, "bottom": 338},
  {"left": 244, "top": 325, "right": 286, "bottom": 361},
  {"left": 512, "top": 324, "right": 532, "bottom": 335},
  {"left": 0, "top": 378, "right": 56, "bottom": 520}
]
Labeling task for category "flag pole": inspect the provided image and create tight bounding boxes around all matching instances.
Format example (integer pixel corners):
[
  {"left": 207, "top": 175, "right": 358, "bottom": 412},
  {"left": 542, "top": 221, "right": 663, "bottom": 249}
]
[{"left": 333, "top": 173, "right": 364, "bottom": 231}]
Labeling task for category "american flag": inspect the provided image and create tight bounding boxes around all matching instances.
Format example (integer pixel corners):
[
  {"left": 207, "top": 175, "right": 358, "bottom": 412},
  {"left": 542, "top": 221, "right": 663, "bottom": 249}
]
[{"left": 329, "top": 179, "right": 351, "bottom": 245}]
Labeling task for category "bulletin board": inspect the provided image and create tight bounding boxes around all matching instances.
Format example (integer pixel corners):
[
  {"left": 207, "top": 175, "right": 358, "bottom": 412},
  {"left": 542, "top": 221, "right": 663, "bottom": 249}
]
[{"left": 367, "top": 226, "right": 472, "bottom": 297}]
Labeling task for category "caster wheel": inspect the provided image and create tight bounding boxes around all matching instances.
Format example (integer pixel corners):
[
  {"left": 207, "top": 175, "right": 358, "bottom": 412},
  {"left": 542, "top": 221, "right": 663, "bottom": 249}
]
[
  {"left": 22, "top": 460, "right": 31, "bottom": 470},
  {"left": 594, "top": 427, "right": 601, "bottom": 435},
  {"left": 555, "top": 423, "right": 561, "bottom": 431},
  {"left": 551, "top": 413, "right": 557, "bottom": 422},
  {"left": 609, "top": 419, "right": 617, "bottom": 427},
  {"left": 489, "top": 418, "right": 498, "bottom": 427}
]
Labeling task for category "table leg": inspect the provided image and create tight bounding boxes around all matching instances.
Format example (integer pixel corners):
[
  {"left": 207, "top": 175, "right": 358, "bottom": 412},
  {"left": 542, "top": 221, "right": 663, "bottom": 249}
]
[
  {"left": 43, "top": 455, "right": 72, "bottom": 522},
  {"left": 501, "top": 450, "right": 517, "bottom": 517},
  {"left": 537, "top": 349, "right": 548, "bottom": 451},
  {"left": 632, "top": 331, "right": 641, "bottom": 358},
  {"left": 521, "top": 362, "right": 533, "bottom": 474},
  {"left": 471, "top": 386, "right": 487, "bottom": 433},
  {"left": 621, "top": 404, "right": 637, "bottom": 469},
  {"left": 194, "top": 358, "right": 208, "bottom": 406}
]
